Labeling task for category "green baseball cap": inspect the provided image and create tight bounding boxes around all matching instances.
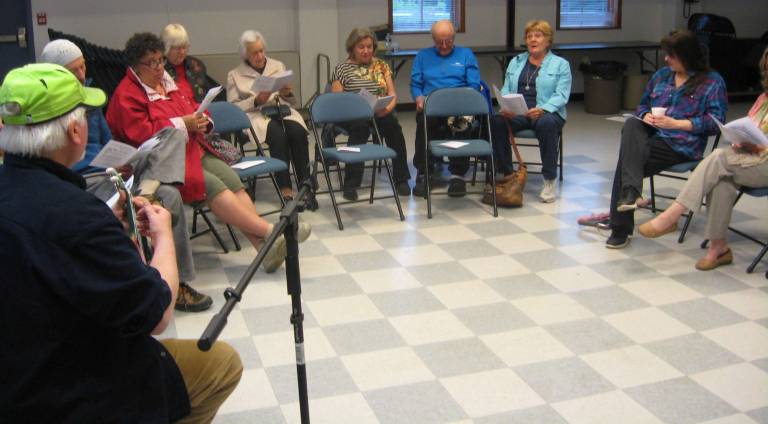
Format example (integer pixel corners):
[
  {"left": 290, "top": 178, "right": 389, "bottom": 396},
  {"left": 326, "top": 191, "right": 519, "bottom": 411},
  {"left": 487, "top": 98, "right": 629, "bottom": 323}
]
[{"left": 0, "top": 63, "right": 106, "bottom": 125}]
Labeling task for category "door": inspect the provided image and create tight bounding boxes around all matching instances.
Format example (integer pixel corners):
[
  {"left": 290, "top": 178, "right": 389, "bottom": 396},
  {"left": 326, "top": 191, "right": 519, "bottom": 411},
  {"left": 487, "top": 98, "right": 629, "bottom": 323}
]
[{"left": 0, "top": 0, "right": 34, "bottom": 80}]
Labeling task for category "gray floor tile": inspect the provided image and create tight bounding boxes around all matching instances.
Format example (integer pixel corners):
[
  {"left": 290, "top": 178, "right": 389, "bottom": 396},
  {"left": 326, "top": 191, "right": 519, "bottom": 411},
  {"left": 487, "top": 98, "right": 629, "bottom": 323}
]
[
  {"left": 475, "top": 405, "right": 568, "bottom": 424},
  {"left": 534, "top": 226, "right": 604, "bottom": 247},
  {"left": 310, "top": 221, "right": 367, "bottom": 237},
  {"left": 660, "top": 298, "right": 749, "bottom": 331},
  {"left": 265, "top": 358, "right": 358, "bottom": 403},
  {"left": 241, "top": 305, "right": 317, "bottom": 335},
  {"left": 407, "top": 261, "right": 478, "bottom": 286},
  {"left": 625, "top": 377, "right": 738, "bottom": 424},
  {"left": 323, "top": 319, "right": 406, "bottom": 355},
  {"left": 370, "top": 230, "right": 433, "bottom": 249},
  {"left": 511, "top": 248, "right": 582, "bottom": 272},
  {"left": 753, "top": 357, "right": 768, "bottom": 374},
  {"left": 295, "top": 239, "right": 332, "bottom": 258},
  {"left": 300, "top": 273, "right": 363, "bottom": 301},
  {"left": 590, "top": 258, "right": 663, "bottom": 284},
  {"left": 453, "top": 302, "right": 537, "bottom": 335},
  {"left": 369, "top": 288, "right": 446, "bottom": 317},
  {"left": 546, "top": 318, "right": 633, "bottom": 354},
  {"left": 465, "top": 219, "right": 525, "bottom": 238},
  {"left": 214, "top": 408, "right": 286, "bottom": 424},
  {"left": 514, "top": 357, "right": 615, "bottom": 402},
  {"left": 645, "top": 333, "right": 744, "bottom": 375},
  {"left": 485, "top": 274, "right": 560, "bottom": 300},
  {"left": 364, "top": 380, "right": 467, "bottom": 424},
  {"left": 226, "top": 336, "right": 263, "bottom": 370},
  {"left": 748, "top": 406, "right": 768, "bottom": 424},
  {"left": 335, "top": 250, "right": 401, "bottom": 273},
  {"left": 440, "top": 239, "right": 505, "bottom": 260},
  {"left": 564, "top": 154, "right": 599, "bottom": 165},
  {"left": 571, "top": 286, "right": 649, "bottom": 316},
  {"left": 413, "top": 338, "right": 506, "bottom": 378},
  {"left": 673, "top": 271, "right": 752, "bottom": 296}
]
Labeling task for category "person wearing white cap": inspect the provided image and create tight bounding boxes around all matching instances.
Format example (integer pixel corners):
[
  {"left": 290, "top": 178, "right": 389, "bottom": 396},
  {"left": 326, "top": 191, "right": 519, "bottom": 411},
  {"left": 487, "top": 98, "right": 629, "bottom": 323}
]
[{"left": 40, "top": 38, "right": 215, "bottom": 313}]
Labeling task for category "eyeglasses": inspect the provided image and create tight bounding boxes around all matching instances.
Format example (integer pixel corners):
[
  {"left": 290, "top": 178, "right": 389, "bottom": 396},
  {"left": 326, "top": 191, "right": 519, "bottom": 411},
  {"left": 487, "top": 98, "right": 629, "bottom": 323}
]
[
  {"left": 433, "top": 38, "right": 454, "bottom": 47},
  {"left": 139, "top": 58, "right": 166, "bottom": 69}
]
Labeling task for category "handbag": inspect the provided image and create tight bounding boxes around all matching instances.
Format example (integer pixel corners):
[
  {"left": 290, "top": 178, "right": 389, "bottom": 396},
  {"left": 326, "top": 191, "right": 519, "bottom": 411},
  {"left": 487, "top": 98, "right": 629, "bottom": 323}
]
[
  {"left": 482, "top": 122, "right": 528, "bottom": 207},
  {"left": 205, "top": 133, "right": 243, "bottom": 165}
]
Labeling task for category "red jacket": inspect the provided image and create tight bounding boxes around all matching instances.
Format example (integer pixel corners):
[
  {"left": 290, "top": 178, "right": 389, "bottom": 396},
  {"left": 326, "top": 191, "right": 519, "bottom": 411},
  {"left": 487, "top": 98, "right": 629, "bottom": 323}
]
[{"left": 106, "top": 69, "right": 207, "bottom": 203}]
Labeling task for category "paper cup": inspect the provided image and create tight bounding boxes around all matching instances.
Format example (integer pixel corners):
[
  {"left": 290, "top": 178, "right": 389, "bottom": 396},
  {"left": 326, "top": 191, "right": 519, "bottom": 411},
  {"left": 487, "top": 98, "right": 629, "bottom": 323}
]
[{"left": 651, "top": 107, "right": 667, "bottom": 117}]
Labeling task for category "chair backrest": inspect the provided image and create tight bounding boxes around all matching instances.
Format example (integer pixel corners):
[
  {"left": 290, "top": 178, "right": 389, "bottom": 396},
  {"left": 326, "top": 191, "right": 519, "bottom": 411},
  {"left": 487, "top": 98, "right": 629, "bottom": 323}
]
[
  {"left": 478, "top": 80, "right": 494, "bottom": 115},
  {"left": 424, "top": 87, "right": 489, "bottom": 118},
  {"left": 206, "top": 101, "right": 252, "bottom": 134},
  {"left": 310, "top": 92, "right": 373, "bottom": 124}
]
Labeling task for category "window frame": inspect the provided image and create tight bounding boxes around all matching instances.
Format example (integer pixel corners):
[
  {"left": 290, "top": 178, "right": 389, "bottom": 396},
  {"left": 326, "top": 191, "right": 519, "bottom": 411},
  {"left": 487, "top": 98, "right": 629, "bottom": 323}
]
[
  {"left": 388, "top": 0, "right": 466, "bottom": 35},
  {"left": 556, "top": 0, "right": 622, "bottom": 31}
]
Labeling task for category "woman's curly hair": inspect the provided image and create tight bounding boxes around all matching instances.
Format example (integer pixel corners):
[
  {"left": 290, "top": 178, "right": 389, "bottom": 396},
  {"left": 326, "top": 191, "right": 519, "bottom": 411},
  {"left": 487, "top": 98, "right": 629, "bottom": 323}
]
[{"left": 124, "top": 32, "right": 165, "bottom": 66}]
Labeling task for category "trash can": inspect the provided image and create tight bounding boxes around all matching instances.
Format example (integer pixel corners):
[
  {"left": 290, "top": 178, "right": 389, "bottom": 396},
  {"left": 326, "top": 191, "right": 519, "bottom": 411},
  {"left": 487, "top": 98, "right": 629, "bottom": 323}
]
[
  {"left": 580, "top": 61, "right": 627, "bottom": 115},
  {"left": 622, "top": 73, "right": 651, "bottom": 111}
]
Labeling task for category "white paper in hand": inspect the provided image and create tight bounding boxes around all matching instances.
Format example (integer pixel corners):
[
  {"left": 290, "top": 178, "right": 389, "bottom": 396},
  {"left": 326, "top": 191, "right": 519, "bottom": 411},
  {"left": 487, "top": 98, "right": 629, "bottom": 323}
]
[
  {"left": 231, "top": 160, "right": 265, "bottom": 170},
  {"left": 712, "top": 115, "right": 768, "bottom": 147},
  {"left": 358, "top": 89, "right": 394, "bottom": 112},
  {"left": 440, "top": 141, "right": 469, "bottom": 149},
  {"left": 90, "top": 140, "right": 138, "bottom": 169},
  {"left": 252, "top": 70, "right": 293, "bottom": 93},
  {"left": 337, "top": 146, "right": 361, "bottom": 152},
  {"left": 492, "top": 84, "right": 528, "bottom": 115},
  {"left": 195, "top": 86, "right": 223, "bottom": 114}
]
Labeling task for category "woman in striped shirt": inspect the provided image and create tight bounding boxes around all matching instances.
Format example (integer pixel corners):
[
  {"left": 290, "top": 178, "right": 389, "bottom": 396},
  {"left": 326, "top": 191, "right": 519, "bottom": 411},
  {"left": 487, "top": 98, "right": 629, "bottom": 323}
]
[{"left": 331, "top": 27, "right": 411, "bottom": 200}]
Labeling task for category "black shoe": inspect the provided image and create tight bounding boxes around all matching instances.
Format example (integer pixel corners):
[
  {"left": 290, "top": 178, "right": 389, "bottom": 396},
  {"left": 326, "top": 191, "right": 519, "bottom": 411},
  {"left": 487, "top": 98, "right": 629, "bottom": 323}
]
[
  {"left": 413, "top": 175, "right": 430, "bottom": 198},
  {"left": 447, "top": 178, "right": 466, "bottom": 198},
  {"left": 605, "top": 231, "right": 631, "bottom": 249},
  {"left": 175, "top": 282, "right": 213, "bottom": 312},
  {"left": 617, "top": 187, "right": 642, "bottom": 212},
  {"left": 396, "top": 181, "right": 411, "bottom": 196},
  {"left": 343, "top": 187, "right": 358, "bottom": 201}
]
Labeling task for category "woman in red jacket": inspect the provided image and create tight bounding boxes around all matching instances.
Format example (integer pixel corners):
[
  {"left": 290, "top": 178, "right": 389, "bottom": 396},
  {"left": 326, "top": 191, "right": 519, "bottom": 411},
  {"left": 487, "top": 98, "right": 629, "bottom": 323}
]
[{"left": 107, "top": 32, "right": 304, "bottom": 273}]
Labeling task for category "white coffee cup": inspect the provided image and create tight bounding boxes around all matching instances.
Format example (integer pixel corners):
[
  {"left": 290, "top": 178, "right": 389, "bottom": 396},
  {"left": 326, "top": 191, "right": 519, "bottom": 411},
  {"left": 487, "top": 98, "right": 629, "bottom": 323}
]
[{"left": 651, "top": 107, "right": 667, "bottom": 117}]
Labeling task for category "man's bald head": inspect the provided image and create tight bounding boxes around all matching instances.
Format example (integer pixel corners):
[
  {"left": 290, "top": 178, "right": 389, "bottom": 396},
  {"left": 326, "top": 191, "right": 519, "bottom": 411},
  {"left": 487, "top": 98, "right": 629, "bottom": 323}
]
[{"left": 431, "top": 20, "right": 456, "bottom": 57}]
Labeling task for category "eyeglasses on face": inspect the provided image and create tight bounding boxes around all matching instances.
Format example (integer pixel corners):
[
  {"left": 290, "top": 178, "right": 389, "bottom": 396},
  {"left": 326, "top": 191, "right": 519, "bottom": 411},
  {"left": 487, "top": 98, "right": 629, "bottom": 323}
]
[
  {"left": 433, "top": 38, "right": 454, "bottom": 47},
  {"left": 139, "top": 58, "right": 166, "bottom": 69}
]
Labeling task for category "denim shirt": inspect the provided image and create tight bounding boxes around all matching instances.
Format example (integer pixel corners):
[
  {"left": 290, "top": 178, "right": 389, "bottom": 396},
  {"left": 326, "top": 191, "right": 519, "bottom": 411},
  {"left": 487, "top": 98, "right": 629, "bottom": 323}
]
[
  {"left": 502, "top": 51, "right": 572, "bottom": 120},
  {"left": 635, "top": 66, "right": 727, "bottom": 160},
  {"left": 410, "top": 45, "right": 480, "bottom": 99}
]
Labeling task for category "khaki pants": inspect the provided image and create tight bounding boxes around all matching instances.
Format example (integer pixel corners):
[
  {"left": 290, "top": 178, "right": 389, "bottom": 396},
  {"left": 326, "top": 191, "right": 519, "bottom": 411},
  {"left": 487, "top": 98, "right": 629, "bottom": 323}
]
[{"left": 161, "top": 339, "right": 243, "bottom": 424}]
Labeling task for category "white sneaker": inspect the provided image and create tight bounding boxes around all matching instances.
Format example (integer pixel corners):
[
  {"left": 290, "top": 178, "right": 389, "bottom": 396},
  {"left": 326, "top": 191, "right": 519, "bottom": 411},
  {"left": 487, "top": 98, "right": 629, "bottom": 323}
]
[{"left": 539, "top": 179, "right": 556, "bottom": 203}]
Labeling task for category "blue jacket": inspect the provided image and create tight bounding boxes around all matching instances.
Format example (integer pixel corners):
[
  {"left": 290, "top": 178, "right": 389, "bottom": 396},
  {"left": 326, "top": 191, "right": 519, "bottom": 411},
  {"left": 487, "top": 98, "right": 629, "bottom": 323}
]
[
  {"left": 410, "top": 45, "right": 480, "bottom": 99},
  {"left": 502, "top": 51, "right": 572, "bottom": 120},
  {"left": 72, "top": 107, "right": 113, "bottom": 173}
]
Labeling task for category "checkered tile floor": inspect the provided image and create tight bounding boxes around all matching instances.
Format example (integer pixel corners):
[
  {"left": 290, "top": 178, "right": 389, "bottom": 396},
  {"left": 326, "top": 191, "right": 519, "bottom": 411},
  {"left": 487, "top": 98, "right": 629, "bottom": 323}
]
[{"left": 160, "top": 103, "right": 768, "bottom": 424}]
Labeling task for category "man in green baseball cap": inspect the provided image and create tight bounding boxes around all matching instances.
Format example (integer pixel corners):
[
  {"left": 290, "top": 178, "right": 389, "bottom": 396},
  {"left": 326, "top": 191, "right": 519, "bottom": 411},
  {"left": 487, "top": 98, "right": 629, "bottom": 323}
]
[{"left": 0, "top": 63, "right": 241, "bottom": 422}]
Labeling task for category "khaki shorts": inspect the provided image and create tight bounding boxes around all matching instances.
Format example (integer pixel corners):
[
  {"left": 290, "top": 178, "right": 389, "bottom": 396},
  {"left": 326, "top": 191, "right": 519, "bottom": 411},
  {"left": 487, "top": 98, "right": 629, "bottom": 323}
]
[{"left": 201, "top": 153, "right": 244, "bottom": 198}]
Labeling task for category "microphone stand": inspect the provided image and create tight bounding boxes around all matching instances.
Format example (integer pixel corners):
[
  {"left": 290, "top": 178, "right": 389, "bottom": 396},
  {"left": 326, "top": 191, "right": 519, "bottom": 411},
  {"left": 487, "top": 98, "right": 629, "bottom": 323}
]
[{"left": 199, "top": 180, "right": 312, "bottom": 424}]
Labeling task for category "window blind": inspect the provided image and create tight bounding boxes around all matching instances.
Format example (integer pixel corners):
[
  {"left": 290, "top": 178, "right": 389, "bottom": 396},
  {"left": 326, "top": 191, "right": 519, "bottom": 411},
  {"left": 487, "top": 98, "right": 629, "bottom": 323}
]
[
  {"left": 392, "top": 0, "right": 458, "bottom": 33},
  {"left": 559, "top": 0, "right": 619, "bottom": 29}
]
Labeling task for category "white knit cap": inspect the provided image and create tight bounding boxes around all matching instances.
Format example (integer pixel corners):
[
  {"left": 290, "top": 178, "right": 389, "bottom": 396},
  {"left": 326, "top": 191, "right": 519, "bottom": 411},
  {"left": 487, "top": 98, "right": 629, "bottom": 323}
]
[{"left": 40, "top": 39, "right": 83, "bottom": 66}]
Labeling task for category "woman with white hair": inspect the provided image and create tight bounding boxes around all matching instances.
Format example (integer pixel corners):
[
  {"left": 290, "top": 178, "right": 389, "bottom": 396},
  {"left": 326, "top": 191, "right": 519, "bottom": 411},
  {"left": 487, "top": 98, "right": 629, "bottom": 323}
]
[
  {"left": 161, "top": 23, "right": 221, "bottom": 103},
  {"left": 227, "top": 30, "right": 310, "bottom": 201}
]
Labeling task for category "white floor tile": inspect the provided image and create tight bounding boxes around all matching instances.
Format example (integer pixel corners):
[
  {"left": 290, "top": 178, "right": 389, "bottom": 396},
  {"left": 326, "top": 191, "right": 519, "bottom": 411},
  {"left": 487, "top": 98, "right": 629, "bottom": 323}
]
[
  {"left": 320, "top": 234, "right": 383, "bottom": 255},
  {"left": 389, "top": 310, "right": 473, "bottom": 345},
  {"left": 537, "top": 265, "right": 614, "bottom": 293},
  {"left": 581, "top": 345, "right": 683, "bottom": 388},
  {"left": 388, "top": 244, "right": 454, "bottom": 267},
  {"left": 603, "top": 307, "right": 694, "bottom": 343},
  {"left": 481, "top": 326, "right": 573, "bottom": 367},
  {"left": 459, "top": 255, "right": 530, "bottom": 279},
  {"left": 218, "top": 369, "right": 278, "bottom": 414},
  {"left": 307, "top": 294, "right": 383, "bottom": 326},
  {"left": 559, "top": 242, "right": 630, "bottom": 265},
  {"left": 552, "top": 390, "right": 664, "bottom": 424},
  {"left": 513, "top": 215, "right": 570, "bottom": 233},
  {"left": 298, "top": 255, "right": 347, "bottom": 278},
  {"left": 341, "top": 347, "right": 434, "bottom": 391},
  {"left": 692, "top": 363, "right": 768, "bottom": 411},
  {"left": 350, "top": 267, "right": 421, "bottom": 294},
  {"left": 621, "top": 277, "right": 703, "bottom": 306},
  {"left": 486, "top": 232, "right": 553, "bottom": 255},
  {"left": 703, "top": 322, "right": 768, "bottom": 361},
  {"left": 419, "top": 224, "right": 481, "bottom": 244},
  {"left": 511, "top": 294, "right": 595, "bottom": 325},
  {"left": 711, "top": 289, "right": 768, "bottom": 320},
  {"left": 252, "top": 328, "right": 336, "bottom": 367},
  {"left": 281, "top": 393, "right": 379, "bottom": 424},
  {"left": 442, "top": 369, "right": 545, "bottom": 417},
  {"left": 428, "top": 280, "right": 505, "bottom": 309}
]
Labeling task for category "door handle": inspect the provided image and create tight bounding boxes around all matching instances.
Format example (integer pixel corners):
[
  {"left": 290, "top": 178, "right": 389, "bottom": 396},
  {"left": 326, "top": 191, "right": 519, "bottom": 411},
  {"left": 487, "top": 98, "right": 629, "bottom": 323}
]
[{"left": 0, "top": 27, "right": 27, "bottom": 47}]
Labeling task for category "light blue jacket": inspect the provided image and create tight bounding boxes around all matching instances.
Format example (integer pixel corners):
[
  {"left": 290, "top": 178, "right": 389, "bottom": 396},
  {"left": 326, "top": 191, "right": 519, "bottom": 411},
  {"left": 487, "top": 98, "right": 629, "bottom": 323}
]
[{"left": 502, "top": 51, "right": 572, "bottom": 120}]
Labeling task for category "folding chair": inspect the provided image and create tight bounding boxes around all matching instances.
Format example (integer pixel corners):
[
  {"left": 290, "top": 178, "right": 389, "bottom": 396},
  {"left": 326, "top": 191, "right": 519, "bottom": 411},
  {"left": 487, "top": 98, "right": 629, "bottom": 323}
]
[
  {"left": 423, "top": 87, "right": 498, "bottom": 219},
  {"left": 310, "top": 92, "right": 405, "bottom": 230},
  {"left": 706, "top": 186, "right": 768, "bottom": 273},
  {"left": 513, "top": 129, "right": 564, "bottom": 182},
  {"left": 206, "top": 101, "right": 289, "bottom": 216},
  {"left": 648, "top": 133, "right": 722, "bottom": 243}
]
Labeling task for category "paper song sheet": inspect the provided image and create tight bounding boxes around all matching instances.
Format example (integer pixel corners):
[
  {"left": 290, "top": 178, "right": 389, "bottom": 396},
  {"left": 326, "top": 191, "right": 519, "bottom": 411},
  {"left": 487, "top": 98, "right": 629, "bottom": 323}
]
[
  {"left": 252, "top": 70, "right": 294, "bottom": 93},
  {"left": 195, "top": 86, "right": 223, "bottom": 114},
  {"left": 492, "top": 84, "right": 528, "bottom": 115}
]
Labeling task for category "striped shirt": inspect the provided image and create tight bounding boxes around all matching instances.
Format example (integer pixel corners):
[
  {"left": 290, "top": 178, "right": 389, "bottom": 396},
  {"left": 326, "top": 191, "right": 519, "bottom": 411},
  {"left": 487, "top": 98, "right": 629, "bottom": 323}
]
[{"left": 331, "top": 58, "right": 391, "bottom": 96}]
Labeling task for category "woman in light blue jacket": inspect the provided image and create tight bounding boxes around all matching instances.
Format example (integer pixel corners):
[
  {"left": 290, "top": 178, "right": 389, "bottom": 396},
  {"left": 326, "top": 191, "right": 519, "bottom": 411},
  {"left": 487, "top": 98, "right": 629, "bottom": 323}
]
[{"left": 491, "top": 20, "right": 572, "bottom": 203}]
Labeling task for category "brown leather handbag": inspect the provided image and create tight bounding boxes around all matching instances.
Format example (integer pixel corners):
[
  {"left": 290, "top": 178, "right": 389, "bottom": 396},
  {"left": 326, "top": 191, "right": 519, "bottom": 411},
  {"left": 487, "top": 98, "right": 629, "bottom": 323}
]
[{"left": 482, "top": 122, "right": 528, "bottom": 207}]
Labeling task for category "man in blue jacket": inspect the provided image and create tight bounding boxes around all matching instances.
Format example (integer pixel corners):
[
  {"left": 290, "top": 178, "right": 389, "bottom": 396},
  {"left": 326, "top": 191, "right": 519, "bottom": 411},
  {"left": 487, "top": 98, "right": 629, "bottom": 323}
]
[{"left": 411, "top": 20, "right": 480, "bottom": 197}]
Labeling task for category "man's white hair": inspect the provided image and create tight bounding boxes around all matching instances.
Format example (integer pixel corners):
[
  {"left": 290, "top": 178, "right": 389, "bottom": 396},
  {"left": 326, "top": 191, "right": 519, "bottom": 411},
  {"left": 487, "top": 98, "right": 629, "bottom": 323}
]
[
  {"left": 239, "top": 30, "right": 267, "bottom": 60},
  {"left": 0, "top": 107, "right": 86, "bottom": 158},
  {"left": 431, "top": 19, "right": 455, "bottom": 37}
]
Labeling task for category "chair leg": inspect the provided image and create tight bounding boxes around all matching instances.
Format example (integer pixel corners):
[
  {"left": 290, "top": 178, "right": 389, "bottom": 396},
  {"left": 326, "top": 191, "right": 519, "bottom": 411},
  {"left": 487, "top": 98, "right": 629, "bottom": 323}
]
[
  {"left": 192, "top": 208, "right": 199, "bottom": 233},
  {"left": 649, "top": 175, "right": 657, "bottom": 212},
  {"left": 369, "top": 160, "right": 377, "bottom": 204},
  {"left": 383, "top": 158, "right": 405, "bottom": 221},
  {"left": 199, "top": 209, "right": 229, "bottom": 254},
  {"left": 678, "top": 211, "right": 694, "bottom": 243},
  {"left": 558, "top": 133, "right": 564, "bottom": 182},
  {"left": 747, "top": 243, "right": 768, "bottom": 273},
  {"left": 322, "top": 161, "right": 344, "bottom": 230},
  {"left": 226, "top": 224, "right": 242, "bottom": 251}
]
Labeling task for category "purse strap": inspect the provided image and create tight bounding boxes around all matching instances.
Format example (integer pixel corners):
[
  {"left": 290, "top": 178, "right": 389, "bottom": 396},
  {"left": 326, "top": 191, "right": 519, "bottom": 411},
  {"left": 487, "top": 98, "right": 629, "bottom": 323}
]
[{"left": 505, "top": 120, "right": 527, "bottom": 169}]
